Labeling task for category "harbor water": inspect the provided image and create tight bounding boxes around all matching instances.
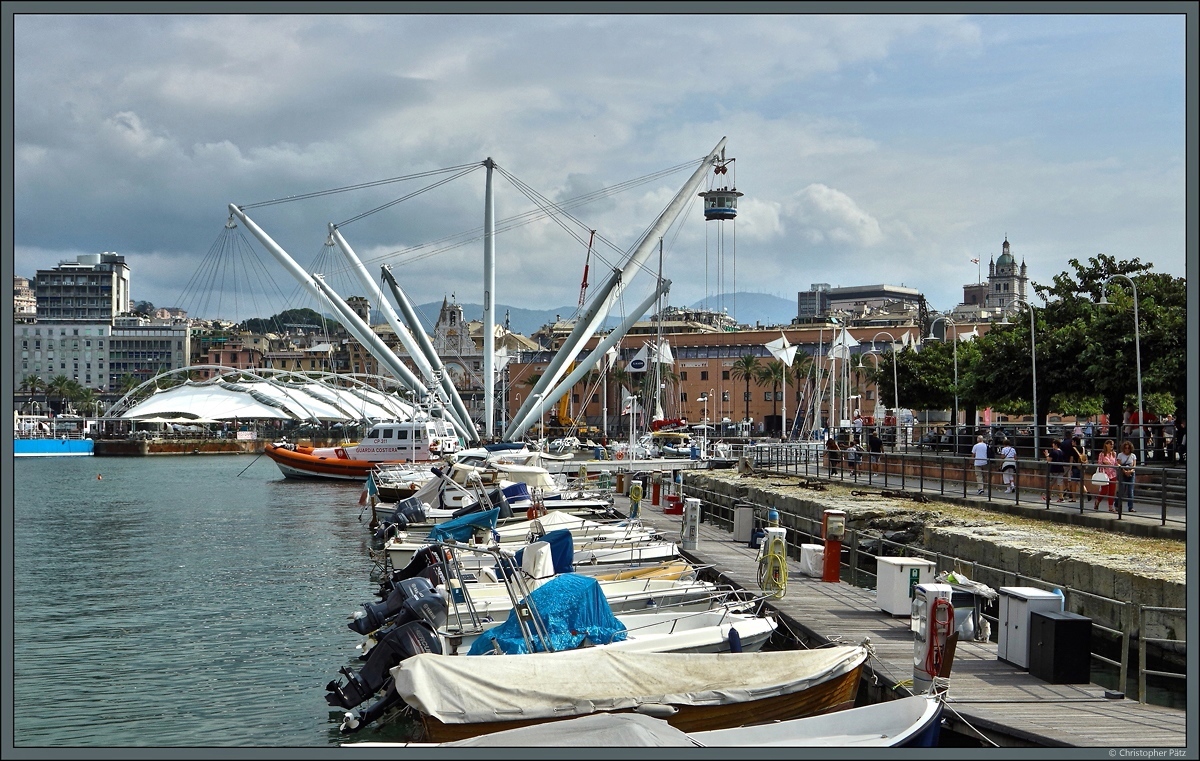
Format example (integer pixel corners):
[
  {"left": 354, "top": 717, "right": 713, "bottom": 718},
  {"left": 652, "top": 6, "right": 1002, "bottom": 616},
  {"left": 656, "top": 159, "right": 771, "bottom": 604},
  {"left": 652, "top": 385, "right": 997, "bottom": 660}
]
[{"left": 11, "top": 455, "right": 411, "bottom": 748}]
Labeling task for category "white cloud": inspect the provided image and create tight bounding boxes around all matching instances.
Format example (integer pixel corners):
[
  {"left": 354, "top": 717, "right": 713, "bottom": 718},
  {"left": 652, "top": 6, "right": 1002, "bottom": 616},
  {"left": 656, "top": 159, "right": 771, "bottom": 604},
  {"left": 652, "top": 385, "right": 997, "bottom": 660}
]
[{"left": 10, "top": 13, "right": 1186, "bottom": 321}]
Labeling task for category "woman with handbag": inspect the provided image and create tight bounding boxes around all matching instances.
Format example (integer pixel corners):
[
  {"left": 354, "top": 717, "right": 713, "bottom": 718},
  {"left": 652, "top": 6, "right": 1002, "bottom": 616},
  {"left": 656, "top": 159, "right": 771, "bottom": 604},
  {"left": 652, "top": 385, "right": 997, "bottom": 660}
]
[{"left": 1095, "top": 439, "right": 1119, "bottom": 511}]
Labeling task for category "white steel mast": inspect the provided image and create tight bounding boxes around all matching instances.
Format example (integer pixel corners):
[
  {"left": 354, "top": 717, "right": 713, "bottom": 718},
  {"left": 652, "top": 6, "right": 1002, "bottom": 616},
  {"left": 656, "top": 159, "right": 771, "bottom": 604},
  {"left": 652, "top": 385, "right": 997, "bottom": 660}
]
[
  {"left": 483, "top": 158, "right": 497, "bottom": 440},
  {"left": 504, "top": 137, "right": 727, "bottom": 440}
]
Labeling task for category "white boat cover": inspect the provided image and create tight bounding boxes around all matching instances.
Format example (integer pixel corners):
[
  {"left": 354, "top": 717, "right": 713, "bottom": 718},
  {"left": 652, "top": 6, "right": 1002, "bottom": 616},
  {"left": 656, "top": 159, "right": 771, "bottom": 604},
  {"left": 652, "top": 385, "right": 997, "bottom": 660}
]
[{"left": 392, "top": 645, "right": 866, "bottom": 725}]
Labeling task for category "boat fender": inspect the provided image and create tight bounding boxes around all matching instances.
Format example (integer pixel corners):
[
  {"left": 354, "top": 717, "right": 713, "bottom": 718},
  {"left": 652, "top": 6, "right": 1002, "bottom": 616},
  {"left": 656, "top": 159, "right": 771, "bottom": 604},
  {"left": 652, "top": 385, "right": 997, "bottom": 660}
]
[
  {"left": 634, "top": 703, "right": 678, "bottom": 718},
  {"left": 727, "top": 626, "right": 743, "bottom": 653}
]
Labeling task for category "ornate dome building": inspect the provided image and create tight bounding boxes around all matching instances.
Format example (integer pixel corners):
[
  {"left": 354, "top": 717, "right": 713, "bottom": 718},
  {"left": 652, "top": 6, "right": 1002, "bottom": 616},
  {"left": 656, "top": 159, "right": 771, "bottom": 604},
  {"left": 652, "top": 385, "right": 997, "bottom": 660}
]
[{"left": 985, "top": 237, "right": 1028, "bottom": 311}]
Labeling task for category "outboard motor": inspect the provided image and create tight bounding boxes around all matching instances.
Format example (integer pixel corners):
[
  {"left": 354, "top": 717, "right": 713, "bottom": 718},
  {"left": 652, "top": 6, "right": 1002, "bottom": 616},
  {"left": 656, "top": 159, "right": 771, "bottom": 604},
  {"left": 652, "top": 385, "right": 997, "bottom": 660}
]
[
  {"left": 325, "top": 619, "right": 442, "bottom": 709},
  {"left": 349, "top": 576, "right": 440, "bottom": 636},
  {"left": 340, "top": 682, "right": 404, "bottom": 734},
  {"left": 378, "top": 545, "right": 452, "bottom": 596},
  {"left": 373, "top": 496, "right": 426, "bottom": 541}
]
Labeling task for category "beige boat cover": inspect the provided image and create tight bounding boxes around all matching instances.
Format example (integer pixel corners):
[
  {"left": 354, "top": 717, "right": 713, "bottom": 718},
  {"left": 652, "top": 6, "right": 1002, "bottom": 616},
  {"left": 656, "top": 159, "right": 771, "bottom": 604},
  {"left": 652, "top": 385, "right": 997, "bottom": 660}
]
[{"left": 392, "top": 645, "right": 866, "bottom": 725}]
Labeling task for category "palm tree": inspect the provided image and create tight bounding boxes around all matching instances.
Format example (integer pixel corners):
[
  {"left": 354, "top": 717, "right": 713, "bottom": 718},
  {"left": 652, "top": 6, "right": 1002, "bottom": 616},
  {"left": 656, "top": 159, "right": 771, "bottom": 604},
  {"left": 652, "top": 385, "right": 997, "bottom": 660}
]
[
  {"left": 20, "top": 375, "right": 47, "bottom": 412},
  {"left": 47, "top": 375, "right": 75, "bottom": 415},
  {"left": 730, "top": 354, "right": 761, "bottom": 427},
  {"left": 755, "top": 360, "right": 787, "bottom": 436}
]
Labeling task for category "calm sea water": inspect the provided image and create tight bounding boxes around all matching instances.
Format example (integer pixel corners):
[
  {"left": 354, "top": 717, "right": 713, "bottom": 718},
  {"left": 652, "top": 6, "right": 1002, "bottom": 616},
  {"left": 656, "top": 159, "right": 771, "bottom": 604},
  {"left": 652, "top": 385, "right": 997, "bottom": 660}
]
[{"left": 11, "top": 454, "right": 411, "bottom": 748}]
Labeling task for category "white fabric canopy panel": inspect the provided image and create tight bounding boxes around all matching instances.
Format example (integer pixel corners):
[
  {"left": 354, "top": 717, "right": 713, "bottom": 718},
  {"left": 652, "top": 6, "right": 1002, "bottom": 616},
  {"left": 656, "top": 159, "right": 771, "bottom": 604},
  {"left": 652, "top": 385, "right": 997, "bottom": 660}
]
[{"left": 116, "top": 379, "right": 415, "bottom": 423}]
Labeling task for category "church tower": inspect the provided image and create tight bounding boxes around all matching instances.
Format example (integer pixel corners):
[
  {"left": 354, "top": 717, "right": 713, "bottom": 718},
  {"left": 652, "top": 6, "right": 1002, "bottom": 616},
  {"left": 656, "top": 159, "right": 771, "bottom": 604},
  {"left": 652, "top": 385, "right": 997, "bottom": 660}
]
[{"left": 984, "top": 237, "right": 1028, "bottom": 311}]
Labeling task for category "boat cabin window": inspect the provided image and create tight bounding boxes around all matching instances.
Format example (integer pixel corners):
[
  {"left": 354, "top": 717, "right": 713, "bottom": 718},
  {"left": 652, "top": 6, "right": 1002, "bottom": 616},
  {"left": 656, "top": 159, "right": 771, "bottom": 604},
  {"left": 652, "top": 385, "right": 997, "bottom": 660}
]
[{"left": 396, "top": 429, "right": 408, "bottom": 440}]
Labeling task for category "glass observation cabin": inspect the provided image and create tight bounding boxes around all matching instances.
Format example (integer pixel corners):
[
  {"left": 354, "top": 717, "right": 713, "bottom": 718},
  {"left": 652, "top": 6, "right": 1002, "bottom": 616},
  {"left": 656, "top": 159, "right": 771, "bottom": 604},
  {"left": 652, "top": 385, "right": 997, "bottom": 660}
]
[{"left": 698, "top": 188, "right": 743, "bottom": 221}]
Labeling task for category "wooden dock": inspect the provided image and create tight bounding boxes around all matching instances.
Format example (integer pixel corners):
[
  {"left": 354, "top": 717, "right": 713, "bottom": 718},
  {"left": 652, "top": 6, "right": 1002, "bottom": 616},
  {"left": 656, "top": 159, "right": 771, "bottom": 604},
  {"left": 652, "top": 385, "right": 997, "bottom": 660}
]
[{"left": 626, "top": 495, "right": 1187, "bottom": 748}]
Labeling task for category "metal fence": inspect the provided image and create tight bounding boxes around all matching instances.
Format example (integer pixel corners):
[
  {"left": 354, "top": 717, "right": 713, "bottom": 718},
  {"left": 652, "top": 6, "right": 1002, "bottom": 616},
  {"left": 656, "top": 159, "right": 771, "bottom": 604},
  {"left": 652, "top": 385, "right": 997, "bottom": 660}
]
[{"left": 732, "top": 442, "right": 1185, "bottom": 526}]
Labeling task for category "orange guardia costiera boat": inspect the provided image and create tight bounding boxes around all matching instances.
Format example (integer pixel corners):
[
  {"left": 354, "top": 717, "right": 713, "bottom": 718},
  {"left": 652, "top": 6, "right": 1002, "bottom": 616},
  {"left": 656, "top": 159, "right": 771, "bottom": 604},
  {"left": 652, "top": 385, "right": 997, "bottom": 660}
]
[
  {"left": 392, "top": 645, "right": 868, "bottom": 743},
  {"left": 264, "top": 419, "right": 460, "bottom": 481}
]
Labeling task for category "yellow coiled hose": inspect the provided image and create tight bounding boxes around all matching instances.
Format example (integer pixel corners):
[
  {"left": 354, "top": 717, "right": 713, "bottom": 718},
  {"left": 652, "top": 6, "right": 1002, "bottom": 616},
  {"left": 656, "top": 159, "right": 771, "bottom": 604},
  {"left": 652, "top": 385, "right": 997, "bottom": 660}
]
[{"left": 757, "top": 534, "right": 788, "bottom": 598}]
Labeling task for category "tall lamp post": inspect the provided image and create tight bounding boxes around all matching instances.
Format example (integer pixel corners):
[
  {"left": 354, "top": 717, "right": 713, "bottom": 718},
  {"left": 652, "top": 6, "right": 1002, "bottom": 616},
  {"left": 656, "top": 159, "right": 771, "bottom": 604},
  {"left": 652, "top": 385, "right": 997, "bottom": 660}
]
[
  {"left": 697, "top": 393, "right": 709, "bottom": 456},
  {"left": 1003, "top": 298, "right": 1038, "bottom": 459},
  {"left": 928, "top": 315, "right": 959, "bottom": 454},
  {"left": 1097, "top": 274, "right": 1144, "bottom": 466},
  {"left": 870, "top": 331, "right": 901, "bottom": 450}
]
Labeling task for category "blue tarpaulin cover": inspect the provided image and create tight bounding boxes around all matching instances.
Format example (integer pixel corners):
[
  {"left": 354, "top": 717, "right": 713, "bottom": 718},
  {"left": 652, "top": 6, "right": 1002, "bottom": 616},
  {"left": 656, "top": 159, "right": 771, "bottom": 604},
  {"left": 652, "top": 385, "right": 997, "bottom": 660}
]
[
  {"left": 467, "top": 573, "right": 627, "bottom": 655},
  {"left": 427, "top": 508, "right": 499, "bottom": 543}
]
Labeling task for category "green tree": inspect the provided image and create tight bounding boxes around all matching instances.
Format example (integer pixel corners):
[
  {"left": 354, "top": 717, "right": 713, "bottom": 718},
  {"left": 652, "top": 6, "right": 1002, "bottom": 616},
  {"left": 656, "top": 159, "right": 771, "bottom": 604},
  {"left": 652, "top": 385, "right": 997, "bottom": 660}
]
[
  {"left": 46, "top": 375, "right": 75, "bottom": 414},
  {"left": 730, "top": 354, "right": 761, "bottom": 425},
  {"left": 755, "top": 360, "right": 787, "bottom": 436}
]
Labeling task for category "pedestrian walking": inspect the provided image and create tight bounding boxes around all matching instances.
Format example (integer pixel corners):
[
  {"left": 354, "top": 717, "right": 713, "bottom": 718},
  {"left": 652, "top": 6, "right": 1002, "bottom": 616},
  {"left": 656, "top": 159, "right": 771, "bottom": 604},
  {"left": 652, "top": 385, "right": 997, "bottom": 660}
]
[
  {"left": 845, "top": 438, "right": 860, "bottom": 479},
  {"left": 1069, "top": 436, "right": 1091, "bottom": 503},
  {"left": 867, "top": 430, "right": 884, "bottom": 472},
  {"left": 970, "top": 435, "right": 989, "bottom": 495},
  {"left": 1116, "top": 440, "right": 1138, "bottom": 513},
  {"left": 1095, "top": 439, "right": 1119, "bottom": 511},
  {"left": 999, "top": 437, "right": 1018, "bottom": 493},
  {"left": 1042, "top": 438, "right": 1068, "bottom": 502},
  {"left": 826, "top": 436, "right": 841, "bottom": 477}
]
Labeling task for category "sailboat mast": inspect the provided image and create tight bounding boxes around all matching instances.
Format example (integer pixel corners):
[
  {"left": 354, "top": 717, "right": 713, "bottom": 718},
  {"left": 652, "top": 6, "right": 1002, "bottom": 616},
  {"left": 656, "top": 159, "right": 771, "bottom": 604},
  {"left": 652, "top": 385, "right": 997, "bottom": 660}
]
[
  {"left": 483, "top": 158, "right": 496, "bottom": 441},
  {"left": 653, "top": 239, "right": 664, "bottom": 421}
]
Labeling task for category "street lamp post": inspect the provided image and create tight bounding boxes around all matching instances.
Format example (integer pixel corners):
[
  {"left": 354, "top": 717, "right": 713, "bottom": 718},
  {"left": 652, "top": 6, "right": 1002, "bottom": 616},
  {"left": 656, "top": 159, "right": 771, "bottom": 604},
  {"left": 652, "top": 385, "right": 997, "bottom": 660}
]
[
  {"left": 870, "top": 331, "right": 901, "bottom": 451},
  {"left": 697, "top": 393, "right": 709, "bottom": 457},
  {"left": 1003, "top": 298, "right": 1038, "bottom": 459},
  {"left": 1097, "top": 274, "right": 1144, "bottom": 466},
  {"left": 928, "top": 315, "right": 959, "bottom": 454}
]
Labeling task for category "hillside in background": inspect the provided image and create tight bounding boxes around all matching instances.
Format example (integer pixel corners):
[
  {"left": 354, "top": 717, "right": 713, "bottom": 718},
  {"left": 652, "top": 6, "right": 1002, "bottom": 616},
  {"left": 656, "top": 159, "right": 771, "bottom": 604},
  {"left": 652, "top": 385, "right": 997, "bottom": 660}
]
[{"left": 397, "top": 292, "right": 797, "bottom": 337}]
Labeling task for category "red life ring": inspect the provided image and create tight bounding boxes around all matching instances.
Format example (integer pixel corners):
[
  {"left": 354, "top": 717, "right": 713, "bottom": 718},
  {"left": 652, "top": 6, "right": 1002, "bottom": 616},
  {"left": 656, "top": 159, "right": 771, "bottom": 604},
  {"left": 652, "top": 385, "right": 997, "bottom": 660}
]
[{"left": 615, "top": 450, "right": 626, "bottom": 460}]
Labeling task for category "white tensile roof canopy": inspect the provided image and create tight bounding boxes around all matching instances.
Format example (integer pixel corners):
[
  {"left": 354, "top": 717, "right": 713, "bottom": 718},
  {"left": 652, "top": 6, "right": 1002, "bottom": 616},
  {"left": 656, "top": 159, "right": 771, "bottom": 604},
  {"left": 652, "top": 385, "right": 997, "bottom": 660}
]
[{"left": 107, "top": 368, "right": 417, "bottom": 424}]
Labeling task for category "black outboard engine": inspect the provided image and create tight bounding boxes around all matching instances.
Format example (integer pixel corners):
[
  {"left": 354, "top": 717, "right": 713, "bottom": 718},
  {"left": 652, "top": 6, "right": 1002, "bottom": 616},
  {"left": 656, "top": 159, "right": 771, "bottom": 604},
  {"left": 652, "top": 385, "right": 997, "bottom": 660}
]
[
  {"left": 349, "top": 576, "right": 442, "bottom": 636},
  {"left": 339, "top": 682, "right": 404, "bottom": 734},
  {"left": 378, "top": 545, "right": 451, "bottom": 597},
  {"left": 373, "top": 496, "right": 427, "bottom": 541},
  {"left": 325, "top": 620, "right": 442, "bottom": 709}
]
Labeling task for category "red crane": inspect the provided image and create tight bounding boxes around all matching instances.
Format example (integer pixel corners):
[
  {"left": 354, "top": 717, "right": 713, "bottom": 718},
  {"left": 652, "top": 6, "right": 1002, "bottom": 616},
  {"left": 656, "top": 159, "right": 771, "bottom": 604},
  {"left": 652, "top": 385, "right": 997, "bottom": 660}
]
[{"left": 578, "top": 230, "right": 596, "bottom": 308}]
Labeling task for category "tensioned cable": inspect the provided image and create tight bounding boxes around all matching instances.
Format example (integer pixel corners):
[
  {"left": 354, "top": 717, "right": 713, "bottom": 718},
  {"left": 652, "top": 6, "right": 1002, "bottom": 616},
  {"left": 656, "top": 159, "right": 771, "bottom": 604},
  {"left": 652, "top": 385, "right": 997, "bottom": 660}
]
[
  {"left": 356, "top": 157, "right": 706, "bottom": 276},
  {"left": 335, "top": 165, "right": 482, "bottom": 228},
  {"left": 237, "top": 163, "right": 483, "bottom": 209}
]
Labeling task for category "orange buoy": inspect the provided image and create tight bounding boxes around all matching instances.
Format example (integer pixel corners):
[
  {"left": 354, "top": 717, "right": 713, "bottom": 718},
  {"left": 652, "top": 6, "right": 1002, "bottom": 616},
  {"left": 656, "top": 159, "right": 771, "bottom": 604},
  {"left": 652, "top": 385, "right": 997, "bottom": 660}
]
[{"left": 97, "top": 474, "right": 103, "bottom": 480}]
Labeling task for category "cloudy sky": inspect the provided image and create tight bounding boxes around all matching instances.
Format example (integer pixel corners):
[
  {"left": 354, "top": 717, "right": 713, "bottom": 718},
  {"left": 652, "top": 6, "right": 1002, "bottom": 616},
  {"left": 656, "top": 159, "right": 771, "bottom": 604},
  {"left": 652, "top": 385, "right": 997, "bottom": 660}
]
[{"left": 11, "top": 10, "right": 1188, "bottom": 325}]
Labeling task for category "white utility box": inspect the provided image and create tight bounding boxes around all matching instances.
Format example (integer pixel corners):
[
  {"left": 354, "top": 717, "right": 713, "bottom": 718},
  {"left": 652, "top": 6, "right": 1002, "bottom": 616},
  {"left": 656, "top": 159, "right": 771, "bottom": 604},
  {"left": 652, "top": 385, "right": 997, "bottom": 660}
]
[
  {"left": 733, "top": 505, "right": 754, "bottom": 544},
  {"left": 798, "top": 543, "right": 824, "bottom": 577},
  {"left": 997, "top": 586, "right": 1064, "bottom": 669},
  {"left": 876, "top": 556, "right": 937, "bottom": 615}
]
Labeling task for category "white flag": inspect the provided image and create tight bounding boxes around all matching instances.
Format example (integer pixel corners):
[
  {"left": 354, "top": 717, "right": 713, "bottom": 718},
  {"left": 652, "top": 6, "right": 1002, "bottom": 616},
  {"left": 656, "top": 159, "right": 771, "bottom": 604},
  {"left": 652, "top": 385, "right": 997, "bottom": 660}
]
[
  {"left": 653, "top": 340, "right": 674, "bottom": 365},
  {"left": 620, "top": 389, "right": 635, "bottom": 415},
  {"left": 958, "top": 328, "right": 978, "bottom": 342},
  {"left": 827, "top": 327, "right": 859, "bottom": 360},
  {"left": 626, "top": 344, "right": 650, "bottom": 373},
  {"left": 765, "top": 332, "right": 798, "bottom": 366},
  {"left": 493, "top": 345, "right": 511, "bottom": 371}
]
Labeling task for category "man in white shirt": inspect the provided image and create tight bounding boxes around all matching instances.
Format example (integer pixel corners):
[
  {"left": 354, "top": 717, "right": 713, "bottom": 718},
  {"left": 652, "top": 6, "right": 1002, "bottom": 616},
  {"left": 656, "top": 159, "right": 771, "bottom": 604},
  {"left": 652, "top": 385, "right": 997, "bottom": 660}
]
[{"left": 970, "top": 435, "right": 990, "bottom": 495}]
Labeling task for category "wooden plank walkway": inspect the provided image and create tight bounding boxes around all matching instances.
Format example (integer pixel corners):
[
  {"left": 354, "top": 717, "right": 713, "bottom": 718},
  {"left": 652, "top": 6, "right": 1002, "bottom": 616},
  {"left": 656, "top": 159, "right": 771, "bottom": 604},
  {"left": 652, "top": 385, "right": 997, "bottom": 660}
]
[{"left": 626, "top": 495, "right": 1187, "bottom": 748}]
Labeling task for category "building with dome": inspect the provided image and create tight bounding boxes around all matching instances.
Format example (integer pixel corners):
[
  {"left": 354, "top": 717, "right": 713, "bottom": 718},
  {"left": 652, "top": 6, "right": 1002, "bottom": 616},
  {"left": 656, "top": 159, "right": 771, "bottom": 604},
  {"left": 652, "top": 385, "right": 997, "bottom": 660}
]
[{"left": 984, "top": 237, "right": 1028, "bottom": 311}]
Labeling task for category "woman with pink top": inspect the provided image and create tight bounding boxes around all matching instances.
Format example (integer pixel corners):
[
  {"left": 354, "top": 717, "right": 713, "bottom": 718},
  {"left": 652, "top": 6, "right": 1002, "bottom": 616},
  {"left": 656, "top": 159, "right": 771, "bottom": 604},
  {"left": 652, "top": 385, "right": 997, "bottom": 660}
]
[{"left": 1095, "top": 439, "right": 1119, "bottom": 512}]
